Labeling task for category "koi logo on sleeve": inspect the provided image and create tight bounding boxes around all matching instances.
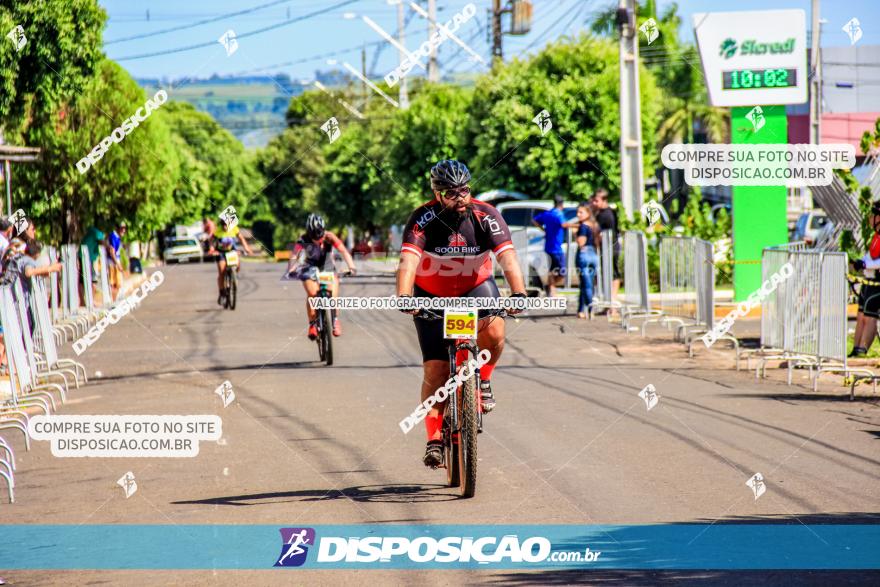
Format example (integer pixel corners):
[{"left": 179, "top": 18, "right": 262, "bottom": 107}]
[{"left": 472, "top": 208, "right": 503, "bottom": 236}]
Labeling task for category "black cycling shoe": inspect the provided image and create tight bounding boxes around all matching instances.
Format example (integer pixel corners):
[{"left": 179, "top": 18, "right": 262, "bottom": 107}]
[
  {"left": 480, "top": 380, "right": 495, "bottom": 413},
  {"left": 423, "top": 440, "right": 443, "bottom": 468},
  {"left": 217, "top": 292, "right": 224, "bottom": 306},
  {"left": 849, "top": 347, "right": 868, "bottom": 358}
]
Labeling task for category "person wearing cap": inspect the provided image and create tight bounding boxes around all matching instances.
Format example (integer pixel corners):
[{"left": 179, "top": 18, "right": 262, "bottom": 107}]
[
  {"left": 849, "top": 201, "right": 880, "bottom": 357},
  {"left": 107, "top": 222, "right": 127, "bottom": 299}
]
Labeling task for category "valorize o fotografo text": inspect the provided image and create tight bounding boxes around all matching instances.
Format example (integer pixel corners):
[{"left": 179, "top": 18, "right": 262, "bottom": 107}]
[
  {"left": 309, "top": 296, "right": 566, "bottom": 311},
  {"left": 76, "top": 89, "right": 168, "bottom": 174}
]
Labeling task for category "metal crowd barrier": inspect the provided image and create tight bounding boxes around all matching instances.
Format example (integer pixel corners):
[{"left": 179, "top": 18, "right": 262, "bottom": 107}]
[
  {"left": 755, "top": 249, "right": 873, "bottom": 392},
  {"left": 98, "top": 245, "right": 115, "bottom": 307},
  {"left": 32, "top": 277, "right": 87, "bottom": 389},
  {"left": 0, "top": 261, "right": 94, "bottom": 503},
  {"left": 640, "top": 236, "right": 725, "bottom": 356},
  {"left": 590, "top": 229, "right": 621, "bottom": 317},
  {"left": 620, "top": 230, "right": 661, "bottom": 330},
  {"left": 740, "top": 242, "right": 806, "bottom": 371}
]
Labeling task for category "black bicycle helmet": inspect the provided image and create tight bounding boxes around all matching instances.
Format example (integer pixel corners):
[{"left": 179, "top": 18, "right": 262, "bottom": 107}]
[
  {"left": 306, "top": 213, "right": 325, "bottom": 239},
  {"left": 430, "top": 159, "right": 472, "bottom": 191}
]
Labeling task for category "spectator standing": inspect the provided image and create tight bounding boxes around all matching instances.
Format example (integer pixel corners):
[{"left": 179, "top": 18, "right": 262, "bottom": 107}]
[
  {"left": 107, "top": 222, "right": 127, "bottom": 299},
  {"left": 9, "top": 240, "right": 63, "bottom": 334},
  {"left": 128, "top": 240, "right": 143, "bottom": 274},
  {"left": 533, "top": 196, "right": 567, "bottom": 297},
  {"left": 573, "top": 203, "right": 600, "bottom": 318},
  {"left": 202, "top": 217, "right": 216, "bottom": 255},
  {"left": 591, "top": 188, "right": 621, "bottom": 315},
  {"left": 24, "top": 219, "right": 36, "bottom": 241}
]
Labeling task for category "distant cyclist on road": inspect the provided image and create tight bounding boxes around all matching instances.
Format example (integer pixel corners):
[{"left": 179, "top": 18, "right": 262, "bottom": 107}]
[
  {"left": 286, "top": 214, "right": 356, "bottom": 339},
  {"left": 396, "top": 159, "right": 527, "bottom": 468},
  {"left": 214, "top": 217, "right": 253, "bottom": 305}
]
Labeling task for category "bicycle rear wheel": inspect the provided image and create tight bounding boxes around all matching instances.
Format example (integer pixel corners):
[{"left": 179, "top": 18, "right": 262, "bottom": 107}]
[
  {"left": 322, "top": 309, "right": 333, "bottom": 366},
  {"left": 444, "top": 414, "right": 460, "bottom": 487},
  {"left": 459, "top": 361, "right": 479, "bottom": 498}
]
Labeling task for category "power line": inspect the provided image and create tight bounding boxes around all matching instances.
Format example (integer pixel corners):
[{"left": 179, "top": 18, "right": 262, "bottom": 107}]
[
  {"left": 112, "top": 0, "right": 360, "bottom": 61},
  {"left": 105, "top": 0, "right": 297, "bottom": 45}
]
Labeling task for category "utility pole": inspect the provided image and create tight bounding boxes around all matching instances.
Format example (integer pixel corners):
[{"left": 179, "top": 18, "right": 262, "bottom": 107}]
[
  {"left": 361, "top": 44, "right": 368, "bottom": 106},
  {"left": 491, "top": 0, "right": 503, "bottom": 60},
  {"left": 396, "top": 0, "right": 409, "bottom": 108},
  {"left": 809, "top": 0, "right": 821, "bottom": 145},
  {"left": 427, "top": 0, "right": 439, "bottom": 81},
  {"left": 617, "top": 0, "right": 644, "bottom": 221}
]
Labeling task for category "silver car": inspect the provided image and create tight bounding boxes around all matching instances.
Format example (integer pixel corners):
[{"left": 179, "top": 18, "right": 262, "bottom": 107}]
[{"left": 163, "top": 237, "right": 203, "bottom": 264}]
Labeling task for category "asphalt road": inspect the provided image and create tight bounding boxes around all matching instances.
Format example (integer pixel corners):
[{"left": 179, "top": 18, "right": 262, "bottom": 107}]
[{"left": 3, "top": 261, "right": 879, "bottom": 585}]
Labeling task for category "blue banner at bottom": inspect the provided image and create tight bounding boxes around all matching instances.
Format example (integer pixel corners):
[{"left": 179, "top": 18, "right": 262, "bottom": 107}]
[{"left": 1, "top": 524, "right": 878, "bottom": 570}]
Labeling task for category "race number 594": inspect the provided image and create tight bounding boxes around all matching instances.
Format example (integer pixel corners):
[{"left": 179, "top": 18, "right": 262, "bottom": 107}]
[{"left": 444, "top": 309, "right": 477, "bottom": 339}]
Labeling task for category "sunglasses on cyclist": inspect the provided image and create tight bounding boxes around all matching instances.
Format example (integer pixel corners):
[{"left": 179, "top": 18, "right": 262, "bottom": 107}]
[{"left": 438, "top": 186, "right": 471, "bottom": 200}]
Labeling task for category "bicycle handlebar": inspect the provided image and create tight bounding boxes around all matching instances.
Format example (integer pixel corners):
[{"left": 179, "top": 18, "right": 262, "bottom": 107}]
[{"left": 414, "top": 308, "right": 509, "bottom": 320}]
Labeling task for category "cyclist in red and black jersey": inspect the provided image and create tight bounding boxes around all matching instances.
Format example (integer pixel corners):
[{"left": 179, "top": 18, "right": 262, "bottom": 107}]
[
  {"left": 397, "top": 159, "right": 527, "bottom": 467},
  {"left": 287, "top": 214, "right": 356, "bottom": 338}
]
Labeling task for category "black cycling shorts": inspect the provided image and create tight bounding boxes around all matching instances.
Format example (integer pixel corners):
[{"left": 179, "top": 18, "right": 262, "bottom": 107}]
[
  {"left": 859, "top": 283, "right": 880, "bottom": 318},
  {"left": 413, "top": 279, "right": 503, "bottom": 362}
]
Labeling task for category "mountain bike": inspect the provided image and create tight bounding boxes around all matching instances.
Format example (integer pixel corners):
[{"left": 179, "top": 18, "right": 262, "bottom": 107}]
[
  {"left": 314, "top": 271, "right": 335, "bottom": 365},
  {"left": 221, "top": 249, "right": 240, "bottom": 310},
  {"left": 415, "top": 307, "right": 506, "bottom": 498}
]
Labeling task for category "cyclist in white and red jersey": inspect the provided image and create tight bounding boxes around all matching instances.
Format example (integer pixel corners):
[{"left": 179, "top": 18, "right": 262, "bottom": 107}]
[{"left": 396, "top": 159, "right": 527, "bottom": 467}]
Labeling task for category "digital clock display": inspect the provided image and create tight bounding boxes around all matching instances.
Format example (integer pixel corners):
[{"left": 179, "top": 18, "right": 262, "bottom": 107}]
[{"left": 722, "top": 68, "right": 797, "bottom": 90}]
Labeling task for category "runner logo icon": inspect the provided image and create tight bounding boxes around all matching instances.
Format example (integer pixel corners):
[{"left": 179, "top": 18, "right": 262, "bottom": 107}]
[{"left": 275, "top": 527, "right": 316, "bottom": 567}]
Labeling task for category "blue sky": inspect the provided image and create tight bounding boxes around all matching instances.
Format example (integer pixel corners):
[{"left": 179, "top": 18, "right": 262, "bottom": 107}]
[{"left": 101, "top": 0, "right": 880, "bottom": 82}]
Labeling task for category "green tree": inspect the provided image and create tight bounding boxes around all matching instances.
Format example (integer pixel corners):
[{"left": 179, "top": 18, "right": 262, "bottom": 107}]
[
  {"left": 0, "top": 0, "right": 105, "bottom": 125},
  {"left": 161, "top": 101, "right": 264, "bottom": 224},
  {"left": 386, "top": 82, "right": 472, "bottom": 200},
  {"left": 11, "top": 59, "right": 180, "bottom": 243},
  {"left": 461, "top": 33, "right": 662, "bottom": 200}
]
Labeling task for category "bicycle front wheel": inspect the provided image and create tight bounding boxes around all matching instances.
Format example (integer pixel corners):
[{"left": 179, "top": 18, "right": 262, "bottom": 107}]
[
  {"left": 459, "top": 360, "right": 479, "bottom": 497},
  {"left": 228, "top": 269, "right": 237, "bottom": 310},
  {"left": 223, "top": 270, "right": 232, "bottom": 309},
  {"left": 322, "top": 309, "right": 333, "bottom": 366}
]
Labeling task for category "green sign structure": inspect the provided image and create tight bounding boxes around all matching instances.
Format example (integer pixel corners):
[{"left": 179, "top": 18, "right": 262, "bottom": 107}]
[{"left": 730, "top": 105, "right": 789, "bottom": 301}]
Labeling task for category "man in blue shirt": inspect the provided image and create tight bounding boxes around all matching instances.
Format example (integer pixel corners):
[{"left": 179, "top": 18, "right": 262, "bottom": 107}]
[
  {"left": 107, "top": 222, "right": 127, "bottom": 299},
  {"left": 533, "top": 196, "right": 567, "bottom": 297}
]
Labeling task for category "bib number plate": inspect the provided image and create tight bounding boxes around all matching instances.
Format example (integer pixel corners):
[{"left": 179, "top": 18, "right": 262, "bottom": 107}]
[
  {"left": 317, "top": 271, "right": 335, "bottom": 285},
  {"left": 444, "top": 309, "right": 477, "bottom": 340},
  {"left": 225, "top": 251, "right": 240, "bottom": 267}
]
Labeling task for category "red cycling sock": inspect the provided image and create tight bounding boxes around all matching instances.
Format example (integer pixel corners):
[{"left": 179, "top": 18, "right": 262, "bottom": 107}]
[
  {"left": 425, "top": 413, "right": 442, "bottom": 441},
  {"left": 480, "top": 363, "right": 495, "bottom": 381}
]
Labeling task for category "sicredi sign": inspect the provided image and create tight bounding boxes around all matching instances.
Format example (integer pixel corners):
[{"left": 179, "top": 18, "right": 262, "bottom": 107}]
[{"left": 693, "top": 10, "right": 807, "bottom": 107}]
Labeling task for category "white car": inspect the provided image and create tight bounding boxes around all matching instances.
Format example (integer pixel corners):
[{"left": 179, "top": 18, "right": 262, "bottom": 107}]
[
  {"left": 163, "top": 237, "right": 203, "bottom": 263},
  {"left": 495, "top": 200, "right": 580, "bottom": 289}
]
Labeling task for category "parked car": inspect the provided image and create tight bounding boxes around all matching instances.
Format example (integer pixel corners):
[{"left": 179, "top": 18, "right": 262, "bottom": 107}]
[
  {"left": 495, "top": 200, "right": 580, "bottom": 290},
  {"left": 163, "top": 237, "right": 203, "bottom": 263},
  {"left": 475, "top": 189, "right": 532, "bottom": 207},
  {"left": 792, "top": 209, "right": 829, "bottom": 246}
]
